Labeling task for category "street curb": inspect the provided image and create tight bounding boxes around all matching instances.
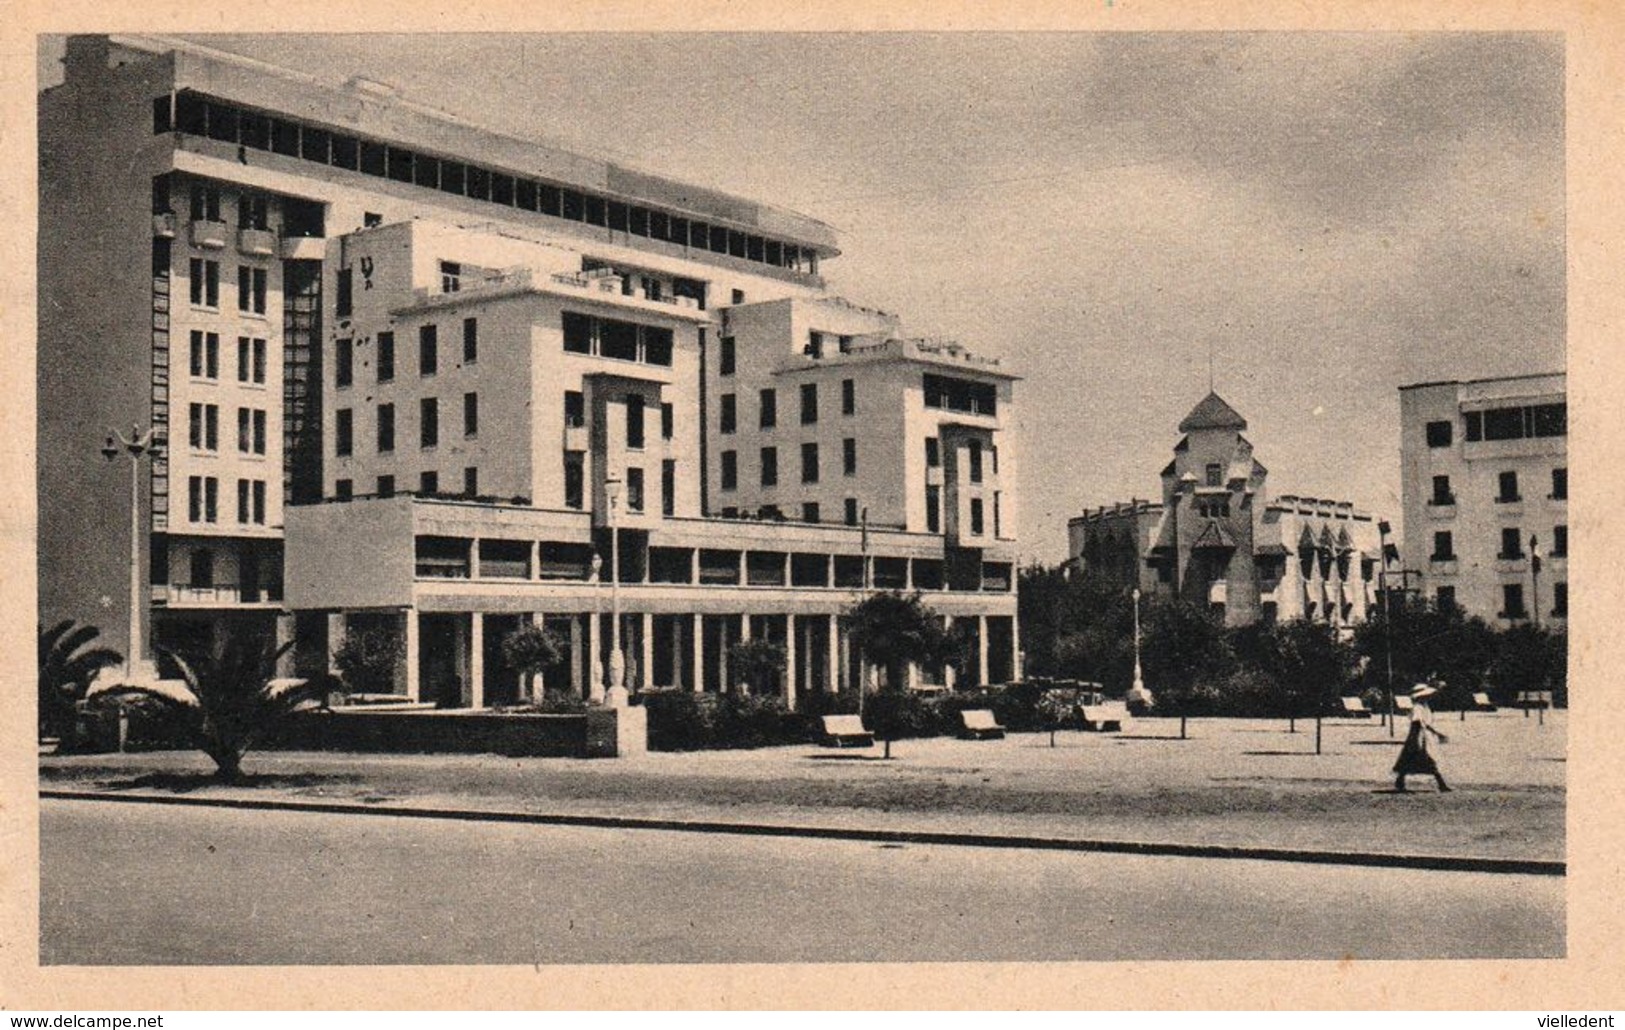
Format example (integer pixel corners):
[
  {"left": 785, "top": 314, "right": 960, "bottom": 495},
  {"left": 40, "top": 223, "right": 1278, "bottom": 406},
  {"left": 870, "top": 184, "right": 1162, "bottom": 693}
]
[{"left": 39, "top": 789, "right": 1566, "bottom": 877}]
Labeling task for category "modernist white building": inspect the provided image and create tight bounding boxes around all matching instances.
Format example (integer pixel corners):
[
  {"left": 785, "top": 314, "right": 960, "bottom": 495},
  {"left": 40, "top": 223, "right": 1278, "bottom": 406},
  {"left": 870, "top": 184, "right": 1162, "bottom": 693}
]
[
  {"left": 1398, "top": 373, "right": 1567, "bottom": 628},
  {"left": 38, "top": 35, "right": 1020, "bottom": 706}
]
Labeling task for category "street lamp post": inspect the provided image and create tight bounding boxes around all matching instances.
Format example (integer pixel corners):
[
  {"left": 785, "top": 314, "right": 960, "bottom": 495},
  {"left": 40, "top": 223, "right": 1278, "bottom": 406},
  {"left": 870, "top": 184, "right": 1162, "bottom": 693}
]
[
  {"left": 1131, "top": 587, "right": 1145, "bottom": 699},
  {"left": 102, "top": 425, "right": 160, "bottom": 683},
  {"left": 604, "top": 475, "right": 628, "bottom": 707},
  {"left": 1529, "top": 533, "right": 1542, "bottom": 631},
  {"left": 1377, "top": 519, "right": 1396, "bottom": 737}
]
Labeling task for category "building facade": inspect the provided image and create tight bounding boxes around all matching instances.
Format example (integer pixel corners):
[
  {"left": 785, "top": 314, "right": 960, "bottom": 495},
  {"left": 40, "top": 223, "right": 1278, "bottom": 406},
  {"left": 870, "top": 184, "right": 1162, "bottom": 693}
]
[
  {"left": 1397, "top": 373, "right": 1567, "bottom": 628},
  {"left": 38, "top": 34, "right": 1020, "bottom": 706},
  {"left": 1068, "top": 393, "right": 1381, "bottom": 629}
]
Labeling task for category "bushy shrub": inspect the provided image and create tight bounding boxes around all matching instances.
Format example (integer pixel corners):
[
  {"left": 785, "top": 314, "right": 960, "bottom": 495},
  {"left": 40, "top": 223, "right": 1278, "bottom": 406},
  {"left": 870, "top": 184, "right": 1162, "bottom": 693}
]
[
  {"left": 333, "top": 629, "right": 405, "bottom": 696},
  {"left": 641, "top": 690, "right": 795, "bottom": 751},
  {"left": 1211, "top": 667, "right": 1287, "bottom": 718},
  {"left": 865, "top": 690, "right": 940, "bottom": 742}
]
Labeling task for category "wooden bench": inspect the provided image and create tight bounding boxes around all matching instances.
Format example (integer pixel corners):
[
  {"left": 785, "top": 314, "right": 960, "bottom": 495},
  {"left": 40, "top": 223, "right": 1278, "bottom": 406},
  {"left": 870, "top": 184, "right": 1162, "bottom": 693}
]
[
  {"left": 821, "top": 714, "right": 875, "bottom": 748},
  {"left": 1340, "top": 696, "right": 1372, "bottom": 718},
  {"left": 959, "top": 709, "right": 1006, "bottom": 740},
  {"left": 1515, "top": 690, "right": 1553, "bottom": 709},
  {"left": 1080, "top": 703, "right": 1128, "bottom": 732},
  {"left": 1471, "top": 692, "right": 1499, "bottom": 712}
]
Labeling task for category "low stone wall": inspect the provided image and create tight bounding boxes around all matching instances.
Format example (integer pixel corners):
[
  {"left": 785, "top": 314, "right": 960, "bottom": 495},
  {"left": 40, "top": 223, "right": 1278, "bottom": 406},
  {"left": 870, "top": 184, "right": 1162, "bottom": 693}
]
[{"left": 265, "top": 710, "right": 592, "bottom": 757}]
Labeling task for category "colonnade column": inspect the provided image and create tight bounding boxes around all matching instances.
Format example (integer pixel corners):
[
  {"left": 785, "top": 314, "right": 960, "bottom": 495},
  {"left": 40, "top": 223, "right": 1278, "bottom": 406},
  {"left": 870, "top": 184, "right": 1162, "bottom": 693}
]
[
  {"left": 826, "top": 614, "right": 841, "bottom": 695},
  {"left": 469, "top": 612, "right": 485, "bottom": 709},
  {"left": 325, "top": 613, "right": 346, "bottom": 676},
  {"left": 784, "top": 614, "right": 798, "bottom": 712},
  {"left": 586, "top": 610, "right": 604, "bottom": 704},
  {"left": 640, "top": 612, "right": 655, "bottom": 691},
  {"left": 977, "top": 614, "right": 990, "bottom": 688},
  {"left": 402, "top": 609, "right": 420, "bottom": 702},
  {"left": 942, "top": 616, "right": 957, "bottom": 690},
  {"left": 692, "top": 613, "right": 705, "bottom": 693},
  {"left": 568, "top": 615, "right": 583, "bottom": 697}
]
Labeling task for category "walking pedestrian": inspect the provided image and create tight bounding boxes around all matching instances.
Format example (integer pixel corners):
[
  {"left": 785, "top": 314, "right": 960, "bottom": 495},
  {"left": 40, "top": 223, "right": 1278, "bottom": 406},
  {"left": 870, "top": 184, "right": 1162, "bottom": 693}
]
[{"left": 1393, "top": 682, "right": 1451, "bottom": 792}]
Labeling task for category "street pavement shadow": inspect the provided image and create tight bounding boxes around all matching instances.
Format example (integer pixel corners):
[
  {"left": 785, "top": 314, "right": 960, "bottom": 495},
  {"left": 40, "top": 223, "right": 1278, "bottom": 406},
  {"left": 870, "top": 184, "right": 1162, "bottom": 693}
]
[
  {"left": 1241, "top": 750, "right": 1317, "bottom": 756},
  {"left": 94, "top": 771, "right": 363, "bottom": 793},
  {"left": 1112, "top": 735, "right": 1189, "bottom": 742},
  {"left": 804, "top": 752, "right": 887, "bottom": 761}
]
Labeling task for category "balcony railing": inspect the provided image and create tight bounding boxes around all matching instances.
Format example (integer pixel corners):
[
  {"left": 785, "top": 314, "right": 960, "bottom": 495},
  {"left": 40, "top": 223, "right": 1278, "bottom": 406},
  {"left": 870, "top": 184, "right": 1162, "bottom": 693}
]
[
  {"left": 238, "top": 228, "right": 277, "bottom": 256},
  {"left": 163, "top": 582, "right": 284, "bottom": 605},
  {"left": 189, "top": 220, "right": 229, "bottom": 249},
  {"left": 152, "top": 212, "right": 178, "bottom": 238}
]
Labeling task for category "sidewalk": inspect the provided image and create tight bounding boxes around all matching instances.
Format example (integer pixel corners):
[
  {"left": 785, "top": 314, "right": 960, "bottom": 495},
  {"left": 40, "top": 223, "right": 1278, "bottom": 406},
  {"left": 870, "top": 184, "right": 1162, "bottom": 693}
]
[{"left": 39, "top": 711, "right": 1566, "bottom": 864}]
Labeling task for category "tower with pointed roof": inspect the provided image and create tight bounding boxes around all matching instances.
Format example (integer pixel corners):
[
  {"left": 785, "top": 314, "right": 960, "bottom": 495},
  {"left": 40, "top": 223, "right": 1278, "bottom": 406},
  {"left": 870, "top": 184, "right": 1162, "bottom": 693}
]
[{"left": 1069, "top": 392, "right": 1382, "bottom": 630}]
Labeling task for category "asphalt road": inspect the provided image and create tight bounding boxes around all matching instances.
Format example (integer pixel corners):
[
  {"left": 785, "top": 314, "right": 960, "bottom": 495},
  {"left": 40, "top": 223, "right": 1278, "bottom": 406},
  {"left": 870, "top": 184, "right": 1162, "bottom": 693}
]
[{"left": 40, "top": 798, "right": 1563, "bottom": 964}]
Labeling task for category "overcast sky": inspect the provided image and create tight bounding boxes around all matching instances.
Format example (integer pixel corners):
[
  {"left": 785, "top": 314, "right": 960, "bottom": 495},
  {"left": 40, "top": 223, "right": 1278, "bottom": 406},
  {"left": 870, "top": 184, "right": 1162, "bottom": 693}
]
[{"left": 43, "top": 33, "right": 1565, "bottom": 560}]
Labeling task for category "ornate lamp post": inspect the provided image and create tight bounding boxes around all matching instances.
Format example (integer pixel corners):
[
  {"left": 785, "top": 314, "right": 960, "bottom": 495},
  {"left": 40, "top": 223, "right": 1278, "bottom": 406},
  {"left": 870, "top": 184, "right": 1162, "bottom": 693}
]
[
  {"left": 102, "top": 425, "right": 160, "bottom": 682},
  {"left": 604, "top": 475, "right": 628, "bottom": 707}
]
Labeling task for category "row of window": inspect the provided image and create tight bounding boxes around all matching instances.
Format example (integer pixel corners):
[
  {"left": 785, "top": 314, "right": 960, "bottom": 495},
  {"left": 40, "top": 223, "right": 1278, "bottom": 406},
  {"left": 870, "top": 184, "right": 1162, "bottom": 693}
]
[
  {"left": 335, "top": 394, "right": 479, "bottom": 456},
  {"left": 1428, "top": 468, "right": 1567, "bottom": 505},
  {"left": 924, "top": 436, "right": 994, "bottom": 483},
  {"left": 335, "top": 467, "right": 484, "bottom": 501},
  {"left": 1424, "top": 402, "right": 1567, "bottom": 447},
  {"left": 561, "top": 311, "right": 675, "bottom": 367},
  {"left": 187, "top": 404, "right": 266, "bottom": 455},
  {"left": 180, "top": 183, "right": 269, "bottom": 231},
  {"left": 333, "top": 320, "right": 478, "bottom": 389},
  {"left": 718, "top": 381, "right": 858, "bottom": 433},
  {"left": 185, "top": 475, "right": 266, "bottom": 525},
  {"left": 185, "top": 258, "right": 267, "bottom": 314},
  {"left": 187, "top": 332, "right": 268, "bottom": 384},
  {"left": 1465, "top": 582, "right": 1569, "bottom": 620},
  {"left": 561, "top": 391, "right": 675, "bottom": 447},
  {"left": 157, "top": 92, "right": 822, "bottom": 275},
  {"left": 718, "top": 444, "right": 836, "bottom": 489},
  {"left": 1430, "top": 525, "right": 1568, "bottom": 561}
]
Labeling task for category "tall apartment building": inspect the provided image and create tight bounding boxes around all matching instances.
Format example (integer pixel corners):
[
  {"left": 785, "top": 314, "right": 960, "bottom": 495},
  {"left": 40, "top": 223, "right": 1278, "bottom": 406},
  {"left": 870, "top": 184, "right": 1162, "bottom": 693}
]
[
  {"left": 38, "top": 34, "right": 1020, "bottom": 706},
  {"left": 1068, "top": 392, "right": 1381, "bottom": 629},
  {"left": 1398, "top": 373, "right": 1567, "bottom": 628}
]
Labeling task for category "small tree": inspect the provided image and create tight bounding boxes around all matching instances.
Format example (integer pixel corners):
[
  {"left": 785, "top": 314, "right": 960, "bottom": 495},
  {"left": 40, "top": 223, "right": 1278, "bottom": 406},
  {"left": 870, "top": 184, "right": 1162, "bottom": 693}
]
[
  {"left": 39, "top": 620, "right": 123, "bottom": 745},
  {"left": 727, "top": 637, "right": 787, "bottom": 696},
  {"left": 1141, "top": 597, "right": 1231, "bottom": 739},
  {"left": 333, "top": 628, "right": 406, "bottom": 697},
  {"left": 1034, "top": 690, "right": 1075, "bottom": 748},
  {"left": 91, "top": 632, "right": 319, "bottom": 782},
  {"left": 846, "top": 592, "right": 950, "bottom": 692},
  {"left": 500, "top": 622, "right": 568, "bottom": 698},
  {"left": 1263, "top": 619, "right": 1355, "bottom": 753}
]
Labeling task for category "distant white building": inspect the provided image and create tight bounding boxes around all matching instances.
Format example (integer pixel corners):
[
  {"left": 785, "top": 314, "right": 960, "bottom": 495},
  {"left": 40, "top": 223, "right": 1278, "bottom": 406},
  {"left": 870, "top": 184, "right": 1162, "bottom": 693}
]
[{"left": 1398, "top": 372, "right": 1567, "bottom": 627}]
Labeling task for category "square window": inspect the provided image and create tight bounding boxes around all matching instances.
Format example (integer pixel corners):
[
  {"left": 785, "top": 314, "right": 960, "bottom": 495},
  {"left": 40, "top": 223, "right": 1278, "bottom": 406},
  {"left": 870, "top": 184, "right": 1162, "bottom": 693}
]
[
  {"left": 1498, "top": 471, "right": 1520, "bottom": 502},
  {"left": 1432, "top": 531, "right": 1454, "bottom": 561},
  {"left": 1500, "top": 527, "right": 1522, "bottom": 559},
  {"left": 377, "top": 475, "right": 395, "bottom": 499},
  {"left": 334, "top": 478, "right": 353, "bottom": 501},
  {"left": 802, "top": 502, "right": 820, "bottom": 523},
  {"left": 845, "top": 498, "right": 859, "bottom": 526},
  {"left": 419, "top": 471, "right": 438, "bottom": 495},
  {"left": 1425, "top": 420, "right": 1453, "bottom": 447}
]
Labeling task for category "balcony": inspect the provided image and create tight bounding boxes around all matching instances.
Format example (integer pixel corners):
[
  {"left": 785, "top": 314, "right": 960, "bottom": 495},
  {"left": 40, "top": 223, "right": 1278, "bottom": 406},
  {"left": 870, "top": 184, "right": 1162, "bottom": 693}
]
[
  {"left": 152, "top": 212, "right": 177, "bottom": 238},
  {"left": 563, "top": 420, "right": 588, "bottom": 452},
  {"left": 189, "top": 219, "right": 229, "bottom": 249},
  {"left": 281, "top": 235, "right": 326, "bottom": 261},
  {"left": 238, "top": 228, "right": 277, "bottom": 257},
  {"left": 1428, "top": 556, "right": 1459, "bottom": 575},
  {"left": 160, "top": 582, "right": 283, "bottom": 607},
  {"left": 1426, "top": 501, "right": 1457, "bottom": 520}
]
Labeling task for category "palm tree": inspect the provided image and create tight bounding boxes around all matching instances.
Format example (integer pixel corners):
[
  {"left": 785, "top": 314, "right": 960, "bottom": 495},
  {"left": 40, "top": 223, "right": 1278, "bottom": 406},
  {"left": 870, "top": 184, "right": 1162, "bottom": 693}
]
[
  {"left": 39, "top": 620, "right": 122, "bottom": 744},
  {"left": 90, "top": 631, "right": 318, "bottom": 782}
]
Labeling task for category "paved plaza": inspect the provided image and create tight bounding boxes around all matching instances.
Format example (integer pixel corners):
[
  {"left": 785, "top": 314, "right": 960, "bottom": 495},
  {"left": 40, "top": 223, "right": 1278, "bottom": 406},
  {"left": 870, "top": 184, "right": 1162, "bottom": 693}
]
[{"left": 40, "top": 709, "right": 1566, "bottom": 861}]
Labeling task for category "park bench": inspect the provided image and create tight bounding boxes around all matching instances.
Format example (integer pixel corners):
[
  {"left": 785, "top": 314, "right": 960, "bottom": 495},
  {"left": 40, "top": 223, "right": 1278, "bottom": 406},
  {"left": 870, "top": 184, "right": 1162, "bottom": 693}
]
[
  {"left": 1514, "top": 690, "right": 1553, "bottom": 709},
  {"left": 1471, "top": 692, "right": 1499, "bottom": 712},
  {"left": 1080, "top": 702, "right": 1128, "bottom": 732},
  {"left": 959, "top": 709, "right": 1006, "bottom": 740},
  {"left": 1340, "top": 696, "right": 1373, "bottom": 718},
  {"left": 820, "top": 714, "right": 875, "bottom": 748}
]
